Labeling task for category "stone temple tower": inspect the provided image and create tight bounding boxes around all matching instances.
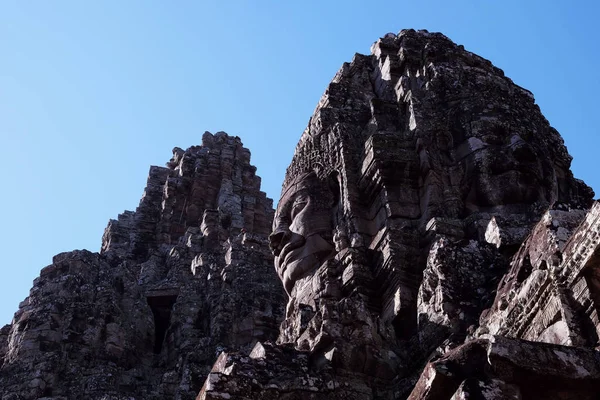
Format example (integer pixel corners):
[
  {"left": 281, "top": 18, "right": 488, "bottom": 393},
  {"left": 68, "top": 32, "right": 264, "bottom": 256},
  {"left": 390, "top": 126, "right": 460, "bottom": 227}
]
[
  {"left": 0, "top": 131, "right": 286, "bottom": 400},
  {"left": 200, "top": 30, "right": 598, "bottom": 399}
]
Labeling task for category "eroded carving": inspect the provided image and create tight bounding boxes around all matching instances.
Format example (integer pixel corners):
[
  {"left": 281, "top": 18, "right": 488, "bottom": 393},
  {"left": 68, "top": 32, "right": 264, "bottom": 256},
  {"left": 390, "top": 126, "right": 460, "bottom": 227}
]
[
  {"left": 200, "top": 29, "right": 596, "bottom": 399},
  {"left": 269, "top": 172, "right": 336, "bottom": 295}
]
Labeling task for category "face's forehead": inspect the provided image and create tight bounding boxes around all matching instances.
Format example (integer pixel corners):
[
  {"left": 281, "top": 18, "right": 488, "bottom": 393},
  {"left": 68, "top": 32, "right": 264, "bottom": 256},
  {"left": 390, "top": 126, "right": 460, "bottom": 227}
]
[{"left": 277, "top": 172, "right": 318, "bottom": 211}]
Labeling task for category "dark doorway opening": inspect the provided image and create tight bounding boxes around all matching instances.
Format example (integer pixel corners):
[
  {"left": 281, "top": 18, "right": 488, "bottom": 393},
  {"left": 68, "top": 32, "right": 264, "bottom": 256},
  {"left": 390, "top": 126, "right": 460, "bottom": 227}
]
[{"left": 147, "top": 295, "right": 178, "bottom": 354}]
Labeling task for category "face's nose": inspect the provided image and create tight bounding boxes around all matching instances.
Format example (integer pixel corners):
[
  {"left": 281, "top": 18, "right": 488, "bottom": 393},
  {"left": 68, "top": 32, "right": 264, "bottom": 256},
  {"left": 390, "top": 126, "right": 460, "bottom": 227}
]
[{"left": 269, "top": 229, "right": 291, "bottom": 256}]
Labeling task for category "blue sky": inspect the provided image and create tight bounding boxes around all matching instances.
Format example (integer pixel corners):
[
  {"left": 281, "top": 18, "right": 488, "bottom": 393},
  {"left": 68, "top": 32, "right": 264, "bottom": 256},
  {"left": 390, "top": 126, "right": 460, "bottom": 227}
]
[{"left": 1, "top": 0, "right": 598, "bottom": 325}]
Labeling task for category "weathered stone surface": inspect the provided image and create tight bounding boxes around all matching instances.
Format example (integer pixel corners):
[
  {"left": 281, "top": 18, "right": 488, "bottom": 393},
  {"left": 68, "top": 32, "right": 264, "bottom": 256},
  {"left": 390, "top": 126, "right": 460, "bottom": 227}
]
[
  {"left": 201, "top": 29, "right": 596, "bottom": 399},
  {"left": 197, "top": 342, "right": 375, "bottom": 400},
  {"left": 408, "top": 336, "right": 600, "bottom": 400},
  {"left": 407, "top": 201, "right": 600, "bottom": 399},
  {"left": 0, "top": 131, "right": 285, "bottom": 400},
  {"left": 478, "top": 204, "right": 597, "bottom": 345}
]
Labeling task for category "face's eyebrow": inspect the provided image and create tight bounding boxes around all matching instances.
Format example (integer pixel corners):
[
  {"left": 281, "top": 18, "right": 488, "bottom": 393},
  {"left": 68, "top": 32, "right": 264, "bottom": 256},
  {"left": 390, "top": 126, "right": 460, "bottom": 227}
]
[
  {"left": 292, "top": 194, "right": 308, "bottom": 204},
  {"left": 279, "top": 181, "right": 300, "bottom": 203},
  {"left": 276, "top": 190, "right": 297, "bottom": 217}
]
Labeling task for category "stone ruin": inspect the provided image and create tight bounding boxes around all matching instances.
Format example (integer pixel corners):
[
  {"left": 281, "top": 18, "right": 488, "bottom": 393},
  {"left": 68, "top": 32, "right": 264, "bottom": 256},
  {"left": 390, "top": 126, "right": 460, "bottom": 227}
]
[
  {"left": 0, "top": 132, "right": 286, "bottom": 399},
  {"left": 2, "top": 29, "right": 600, "bottom": 399}
]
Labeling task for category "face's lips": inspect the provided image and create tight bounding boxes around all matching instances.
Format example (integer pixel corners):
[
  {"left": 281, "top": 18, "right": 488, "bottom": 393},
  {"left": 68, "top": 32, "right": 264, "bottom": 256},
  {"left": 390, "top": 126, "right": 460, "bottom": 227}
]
[
  {"left": 278, "top": 246, "right": 315, "bottom": 295},
  {"left": 276, "top": 232, "right": 337, "bottom": 296},
  {"left": 276, "top": 250, "right": 300, "bottom": 295},
  {"left": 276, "top": 235, "right": 306, "bottom": 276}
]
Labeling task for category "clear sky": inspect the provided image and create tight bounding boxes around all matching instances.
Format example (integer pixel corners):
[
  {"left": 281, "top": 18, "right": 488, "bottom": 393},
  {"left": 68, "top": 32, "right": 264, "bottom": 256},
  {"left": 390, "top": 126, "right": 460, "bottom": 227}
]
[{"left": 1, "top": 0, "right": 598, "bottom": 325}]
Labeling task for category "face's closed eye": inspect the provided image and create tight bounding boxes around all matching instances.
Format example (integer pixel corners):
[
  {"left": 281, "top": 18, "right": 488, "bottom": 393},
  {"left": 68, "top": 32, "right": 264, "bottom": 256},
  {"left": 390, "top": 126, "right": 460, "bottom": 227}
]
[{"left": 290, "top": 195, "right": 308, "bottom": 221}]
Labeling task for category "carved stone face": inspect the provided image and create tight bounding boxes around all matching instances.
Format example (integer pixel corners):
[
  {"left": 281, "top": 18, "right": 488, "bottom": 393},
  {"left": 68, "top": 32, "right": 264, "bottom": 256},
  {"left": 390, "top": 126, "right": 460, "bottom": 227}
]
[
  {"left": 459, "top": 133, "right": 548, "bottom": 209},
  {"left": 269, "top": 172, "right": 334, "bottom": 294}
]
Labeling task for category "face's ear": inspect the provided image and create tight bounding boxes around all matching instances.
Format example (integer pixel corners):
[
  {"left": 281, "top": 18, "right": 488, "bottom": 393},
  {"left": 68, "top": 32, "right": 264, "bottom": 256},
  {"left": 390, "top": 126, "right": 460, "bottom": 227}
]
[
  {"left": 327, "top": 171, "right": 343, "bottom": 230},
  {"left": 328, "top": 171, "right": 341, "bottom": 207}
]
